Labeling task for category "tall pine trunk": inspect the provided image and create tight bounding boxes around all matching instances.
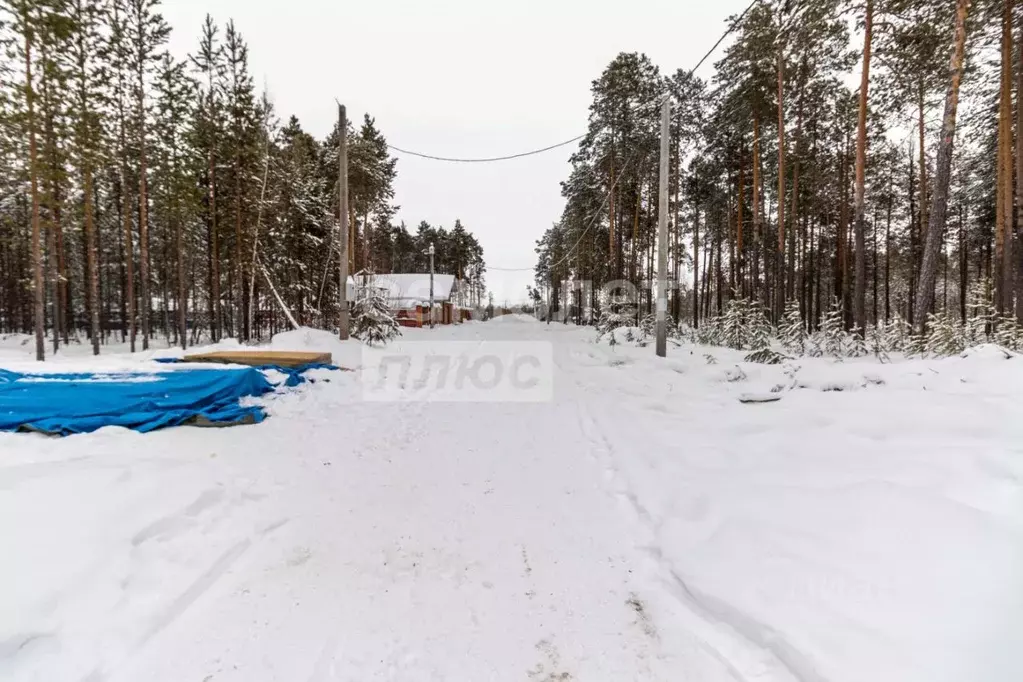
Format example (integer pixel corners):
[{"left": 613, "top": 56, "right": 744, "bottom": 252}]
[
  {"left": 995, "top": 0, "right": 1013, "bottom": 314},
  {"left": 234, "top": 154, "right": 244, "bottom": 340},
  {"left": 853, "top": 0, "right": 873, "bottom": 334},
  {"left": 175, "top": 146, "right": 187, "bottom": 350},
  {"left": 776, "top": 43, "right": 786, "bottom": 322},
  {"left": 1016, "top": 9, "right": 1023, "bottom": 322},
  {"left": 117, "top": 73, "right": 136, "bottom": 352},
  {"left": 915, "top": 0, "right": 971, "bottom": 329},
  {"left": 138, "top": 86, "right": 151, "bottom": 350},
  {"left": 24, "top": 21, "right": 45, "bottom": 361},
  {"left": 693, "top": 192, "right": 700, "bottom": 328},
  {"left": 84, "top": 164, "right": 100, "bottom": 355},
  {"left": 752, "top": 113, "right": 761, "bottom": 300},
  {"left": 608, "top": 134, "right": 615, "bottom": 272},
  {"left": 208, "top": 146, "right": 221, "bottom": 342},
  {"left": 737, "top": 153, "right": 745, "bottom": 298}
]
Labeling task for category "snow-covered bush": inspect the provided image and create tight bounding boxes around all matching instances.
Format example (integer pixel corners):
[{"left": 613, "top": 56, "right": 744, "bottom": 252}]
[
  {"left": 712, "top": 298, "right": 771, "bottom": 351},
  {"left": 994, "top": 316, "right": 1021, "bottom": 351},
  {"left": 880, "top": 314, "right": 912, "bottom": 354},
  {"left": 351, "top": 290, "right": 401, "bottom": 346},
  {"left": 810, "top": 301, "right": 847, "bottom": 358},
  {"left": 595, "top": 301, "right": 636, "bottom": 342},
  {"left": 694, "top": 316, "right": 722, "bottom": 345},
  {"left": 924, "top": 312, "right": 964, "bottom": 357},
  {"left": 778, "top": 300, "right": 807, "bottom": 355},
  {"left": 867, "top": 324, "right": 890, "bottom": 363}
]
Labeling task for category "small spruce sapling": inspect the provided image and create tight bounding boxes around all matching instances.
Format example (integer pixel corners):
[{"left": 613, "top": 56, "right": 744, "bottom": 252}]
[
  {"left": 778, "top": 300, "right": 806, "bottom": 355},
  {"left": 351, "top": 288, "right": 401, "bottom": 346}
]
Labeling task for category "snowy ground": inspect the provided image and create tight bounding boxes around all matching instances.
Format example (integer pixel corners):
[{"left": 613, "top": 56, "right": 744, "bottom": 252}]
[{"left": 2, "top": 318, "right": 1022, "bottom": 682}]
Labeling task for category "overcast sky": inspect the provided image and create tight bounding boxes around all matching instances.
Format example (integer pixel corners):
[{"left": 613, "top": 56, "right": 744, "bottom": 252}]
[{"left": 161, "top": 0, "right": 750, "bottom": 304}]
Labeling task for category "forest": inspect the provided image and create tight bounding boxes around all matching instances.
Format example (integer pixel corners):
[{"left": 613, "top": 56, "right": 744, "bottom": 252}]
[
  {"left": 0, "top": 0, "right": 487, "bottom": 360},
  {"left": 534, "top": 0, "right": 1015, "bottom": 347}
]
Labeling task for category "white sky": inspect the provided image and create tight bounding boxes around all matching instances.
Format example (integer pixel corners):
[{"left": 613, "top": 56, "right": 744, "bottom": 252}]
[{"left": 162, "top": 0, "right": 751, "bottom": 305}]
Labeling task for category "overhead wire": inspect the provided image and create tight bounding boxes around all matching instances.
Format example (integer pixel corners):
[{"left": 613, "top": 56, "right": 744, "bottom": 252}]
[
  {"left": 387, "top": 134, "right": 585, "bottom": 163},
  {"left": 383, "top": 0, "right": 762, "bottom": 165},
  {"left": 485, "top": 3, "right": 761, "bottom": 272},
  {"left": 488, "top": 151, "right": 641, "bottom": 272}
]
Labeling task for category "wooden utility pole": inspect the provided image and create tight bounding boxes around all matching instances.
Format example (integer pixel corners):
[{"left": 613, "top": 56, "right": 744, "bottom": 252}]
[
  {"left": 656, "top": 95, "right": 670, "bottom": 358},
  {"left": 338, "top": 103, "right": 350, "bottom": 339}
]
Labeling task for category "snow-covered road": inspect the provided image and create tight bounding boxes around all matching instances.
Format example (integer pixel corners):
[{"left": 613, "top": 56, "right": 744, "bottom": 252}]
[{"left": 3, "top": 317, "right": 1022, "bottom": 681}]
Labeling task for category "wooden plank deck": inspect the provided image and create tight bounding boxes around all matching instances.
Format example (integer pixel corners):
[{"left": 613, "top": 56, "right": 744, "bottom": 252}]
[{"left": 182, "top": 350, "right": 332, "bottom": 368}]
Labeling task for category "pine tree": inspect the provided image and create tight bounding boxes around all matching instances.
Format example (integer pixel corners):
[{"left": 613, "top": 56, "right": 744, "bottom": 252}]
[
  {"left": 914, "top": 0, "right": 971, "bottom": 331},
  {"left": 66, "top": 0, "right": 105, "bottom": 355},
  {"left": 153, "top": 53, "right": 194, "bottom": 349},
  {"left": 36, "top": 1, "right": 72, "bottom": 354},
  {"left": 107, "top": 0, "right": 136, "bottom": 350},
  {"left": 224, "top": 20, "right": 257, "bottom": 339},
  {"left": 124, "top": 0, "right": 168, "bottom": 350},
  {"left": 191, "top": 14, "right": 225, "bottom": 341},
  {"left": 2, "top": 0, "right": 47, "bottom": 359}
]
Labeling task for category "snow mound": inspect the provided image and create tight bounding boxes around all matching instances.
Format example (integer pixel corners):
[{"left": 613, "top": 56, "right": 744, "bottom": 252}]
[
  {"left": 270, "top": 326, "right": 365, "bottom": 369},
  {"left": 598, "top": 326, "right": 647, "bottom": 346},
  {"left": 958, "top": 343, "right": 1017, "bottom": 360}
]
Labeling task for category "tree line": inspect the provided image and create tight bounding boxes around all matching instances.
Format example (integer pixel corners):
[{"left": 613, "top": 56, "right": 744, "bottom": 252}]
[
  {"left": 0, "top": 0, "right": 487, "bottom": 360},
  {"left": 535, "top": 0, "right": 1016, "bottom": 340}
]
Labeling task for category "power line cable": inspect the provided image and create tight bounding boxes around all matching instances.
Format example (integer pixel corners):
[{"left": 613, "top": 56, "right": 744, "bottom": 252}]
[
  {"left": 384, "top": 0, "right": 760, "bottom": 165},
  {"left": 488, "top": 152, "right": 640, "bottom": 272},
  {"left": 689, "top": 0, "right": 761, "bottom": 76},
  {"left": 386, "top": 134, "right": 585, "bottom": 163}
]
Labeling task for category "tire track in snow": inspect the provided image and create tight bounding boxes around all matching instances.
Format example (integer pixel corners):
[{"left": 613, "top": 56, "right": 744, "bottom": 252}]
[{"left": 559, "top": 348, "right": 810, "bottom": 682}]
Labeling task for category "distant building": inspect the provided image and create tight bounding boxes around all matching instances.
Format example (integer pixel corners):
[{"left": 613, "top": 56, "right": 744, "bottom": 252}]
[{"left": 348, "top": 272, "right": 471, "bottom": 327}]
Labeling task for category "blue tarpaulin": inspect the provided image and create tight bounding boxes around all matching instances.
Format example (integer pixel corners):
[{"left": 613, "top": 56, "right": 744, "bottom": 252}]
[{"left": 0, "top": 367, "right": 276, "bottom": 435}]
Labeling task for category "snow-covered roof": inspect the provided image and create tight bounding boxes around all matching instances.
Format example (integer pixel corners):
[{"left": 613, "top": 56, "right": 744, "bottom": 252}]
[{"left": 346, "top": 274, "right": 457, "bottom": 304}]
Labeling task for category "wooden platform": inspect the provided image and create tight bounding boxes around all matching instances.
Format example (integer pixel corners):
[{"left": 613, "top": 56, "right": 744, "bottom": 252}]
[{"left": 182, "top": 350, "right": 332, "bottom": 368}]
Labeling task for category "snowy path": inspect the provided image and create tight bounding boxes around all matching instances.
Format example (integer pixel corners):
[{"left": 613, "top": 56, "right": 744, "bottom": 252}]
[{"left": 2, "top": 318, "right": 1022, "bottom": 681}]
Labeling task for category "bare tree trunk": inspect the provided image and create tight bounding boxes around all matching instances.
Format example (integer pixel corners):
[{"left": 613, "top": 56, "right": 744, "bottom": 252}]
[
  {"left": 631, "top": 181, "right": 640, "bottom": 283},
  {"left": 46, "top": 204, "right": 58, "bottom": 355},
  {"left": 752, "top": 114, "right": 761, "bottom": 300},
  {"left": 776, "top": 43, "right": 786, "bottom": 321},
  {"left": 791, "top": 58, "right": 807, "bottom": 306},
  {"left": 234, "top": 153, "right": 244, "bottom": 340},
  {"left": 1016, "top": 7, "right": 1023, "bottom": 321},
  {"left": 999, "top": 0, "right": 1015, "bottom": 313},
  {"left": 918, "top": 76, "right": 928, "bottom": 279},
  {"left": 693, "top": 195, "right": 700, "bottom": 327},
  {"left": 139, "top": 124, "right": 150, "bottom": 350},
  {"left": 915, "top": 0, "right": 971, "bottom": 330},
  {"left": 853, "top": 0, "right": 873, "bottom": 334},
  {"left": 609, "top": 137, "right": 615, "bottom": 268},
  {"left": 841, "top": 130, "right": 852, "bottom": 328},
  {"left": 996, "top": 0, "right": 1012, "bottom": 314},
  {"left": 872, "top": 208, "right": 878, "bottom": 325},
  {"left": 716, "top": 212, "right": 724, "bottom": 314},
  {"left": 885, "top": 191, "right": 892, "bottom": 323},
  {"left": 209, "top": 147, "right": 221, "bottom": 341},
  {"left": 737, "top": 154, "right": 745, "bottom": 298},
  {"left": 960, "top": 204, "right": 967, "bottom": 322},
  {"left": 836, "top": 143, "right": 846, "bottom": 316},
  {"left": 729, "top": 169, "right": 737, "bottom": 298},
  {"left": 84, "top": 163, "right": 100, "bottom": 355}
]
